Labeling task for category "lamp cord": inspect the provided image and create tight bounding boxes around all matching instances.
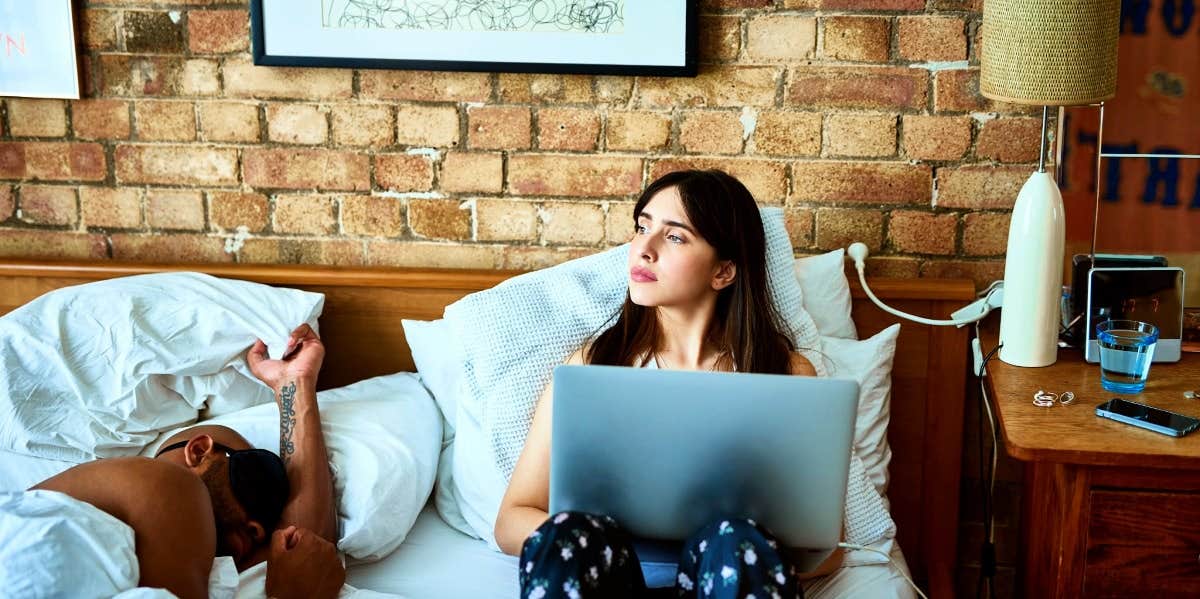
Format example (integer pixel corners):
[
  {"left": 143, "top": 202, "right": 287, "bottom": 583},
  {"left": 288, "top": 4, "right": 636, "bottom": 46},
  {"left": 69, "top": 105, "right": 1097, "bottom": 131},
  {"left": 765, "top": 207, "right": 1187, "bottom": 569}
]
[{"left": 974, "top": 321, "right": 1002, "bottom": 599}]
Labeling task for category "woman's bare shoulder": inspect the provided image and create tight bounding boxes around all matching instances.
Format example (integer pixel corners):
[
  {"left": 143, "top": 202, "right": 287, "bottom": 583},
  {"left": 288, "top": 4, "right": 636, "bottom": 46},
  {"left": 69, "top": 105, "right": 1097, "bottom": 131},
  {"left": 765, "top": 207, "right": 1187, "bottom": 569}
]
[
  {"left": 565, "top": 342, "right": 592, "bottom": 365},
  {"left": 789, "top": 350, "right": 818, "bottom": 376}
]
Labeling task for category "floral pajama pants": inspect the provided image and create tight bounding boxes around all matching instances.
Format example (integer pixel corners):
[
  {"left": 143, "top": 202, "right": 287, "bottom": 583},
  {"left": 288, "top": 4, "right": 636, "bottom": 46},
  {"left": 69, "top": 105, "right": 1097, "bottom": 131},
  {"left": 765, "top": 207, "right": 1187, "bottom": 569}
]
[{"left": 519, "top": 511, "right": 802, "bottom": 599}]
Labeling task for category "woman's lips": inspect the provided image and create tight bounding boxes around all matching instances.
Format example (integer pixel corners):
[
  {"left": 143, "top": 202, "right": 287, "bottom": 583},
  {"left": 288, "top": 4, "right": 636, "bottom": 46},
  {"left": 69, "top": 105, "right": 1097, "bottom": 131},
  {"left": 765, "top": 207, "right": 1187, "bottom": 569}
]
[{"left": 630, "top": 267, "right": 657, "bottom": 282}]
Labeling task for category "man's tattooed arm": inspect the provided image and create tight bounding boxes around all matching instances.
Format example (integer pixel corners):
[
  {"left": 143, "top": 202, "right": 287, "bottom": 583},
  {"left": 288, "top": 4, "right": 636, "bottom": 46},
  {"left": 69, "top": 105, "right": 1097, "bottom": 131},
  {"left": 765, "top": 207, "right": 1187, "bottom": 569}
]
[{"left": 279, "top": 381, "right": 297, "bottom": 465}]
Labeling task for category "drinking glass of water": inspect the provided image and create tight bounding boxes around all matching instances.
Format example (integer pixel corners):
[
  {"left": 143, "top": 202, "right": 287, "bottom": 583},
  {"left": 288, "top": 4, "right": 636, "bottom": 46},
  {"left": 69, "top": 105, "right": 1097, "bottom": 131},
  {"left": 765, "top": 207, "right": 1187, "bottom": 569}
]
[{"left": 1097, "top": 320, "right": 1159, "bottom": 394}]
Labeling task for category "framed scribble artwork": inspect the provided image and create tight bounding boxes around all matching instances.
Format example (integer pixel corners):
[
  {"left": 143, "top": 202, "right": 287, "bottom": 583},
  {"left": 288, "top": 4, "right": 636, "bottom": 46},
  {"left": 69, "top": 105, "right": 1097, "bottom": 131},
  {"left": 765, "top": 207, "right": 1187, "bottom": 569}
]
[
  {"left": 0, "top": 0, "right": 80, "bottom": 99},
  {"left": 250, "top": 0, "right": 695, "bottom": 77}
]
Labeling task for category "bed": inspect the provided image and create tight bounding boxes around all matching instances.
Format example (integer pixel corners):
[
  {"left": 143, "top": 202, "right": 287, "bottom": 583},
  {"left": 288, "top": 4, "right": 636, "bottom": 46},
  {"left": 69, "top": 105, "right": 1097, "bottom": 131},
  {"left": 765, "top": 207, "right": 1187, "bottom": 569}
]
[{"left": 0, "top": 258, "right": 973, "bottom": 598}]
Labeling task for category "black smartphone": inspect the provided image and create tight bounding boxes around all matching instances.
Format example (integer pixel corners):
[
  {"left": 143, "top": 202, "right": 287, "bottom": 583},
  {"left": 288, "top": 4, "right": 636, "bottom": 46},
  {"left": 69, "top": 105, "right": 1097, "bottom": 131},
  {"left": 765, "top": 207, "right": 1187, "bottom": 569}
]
[{"left": 1095, "top": 398, "right": 1200, "bottom": 437}]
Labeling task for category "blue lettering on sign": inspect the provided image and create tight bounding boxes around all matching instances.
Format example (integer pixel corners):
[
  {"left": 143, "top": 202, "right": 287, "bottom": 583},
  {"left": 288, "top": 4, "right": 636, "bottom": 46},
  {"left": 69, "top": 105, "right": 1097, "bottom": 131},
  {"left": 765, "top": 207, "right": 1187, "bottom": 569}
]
[
  {"left": 1144, "top": 147, "right": 1183, "bottom": 206},
  {"left": 1123, "top": 0, "right": 1153, "bottom": 34},
  {"left": 1163, "top": 0, "right": 1196, "bottom": 35}
]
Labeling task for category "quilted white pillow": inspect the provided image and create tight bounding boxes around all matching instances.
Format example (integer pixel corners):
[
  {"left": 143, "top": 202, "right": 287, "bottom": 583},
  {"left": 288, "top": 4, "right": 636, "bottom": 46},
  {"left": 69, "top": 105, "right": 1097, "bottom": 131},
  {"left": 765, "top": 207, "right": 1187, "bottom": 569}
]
[
  {"left": 143, "top": 372, "right": 441, "bottom": 561},
  {"left": 444, "top": 207, "right": 825, "bottom": 545},
  {"left": 794, "top": 249, "right": 857, "bottom": 339},
  {"left": 0, "top": 273, "right": 323, "bottom": 463},
  {"left": 821, "top": 324, "right": 901, "bottom": 496}
]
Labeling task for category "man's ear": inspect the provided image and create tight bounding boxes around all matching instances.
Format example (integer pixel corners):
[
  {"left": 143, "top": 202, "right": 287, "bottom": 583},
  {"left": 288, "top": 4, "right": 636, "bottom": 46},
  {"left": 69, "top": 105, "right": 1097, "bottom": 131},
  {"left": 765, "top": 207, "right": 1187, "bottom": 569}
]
[
  {"left": 184, "top": 434, "right": 215, "bottom": 468},
  {"left": 247, "top": 520, "right": 268, "bottom": 545},
  {"left": 711, "top": 260, "right": 737, "bottom": 291}
]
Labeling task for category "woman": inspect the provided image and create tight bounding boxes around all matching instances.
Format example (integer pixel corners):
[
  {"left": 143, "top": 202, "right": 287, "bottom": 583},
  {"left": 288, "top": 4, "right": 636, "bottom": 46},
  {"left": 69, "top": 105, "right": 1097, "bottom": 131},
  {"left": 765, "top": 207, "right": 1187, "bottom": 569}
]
[{"left": 495, "top": 170, "right": 839, "bottom": 598}]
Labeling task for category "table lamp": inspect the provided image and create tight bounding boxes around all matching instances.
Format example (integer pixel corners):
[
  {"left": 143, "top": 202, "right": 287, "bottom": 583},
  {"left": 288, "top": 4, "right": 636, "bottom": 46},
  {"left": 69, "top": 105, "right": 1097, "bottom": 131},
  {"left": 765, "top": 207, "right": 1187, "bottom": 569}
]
[{"left": 981, "top": 0, "right": 1120, "bottom": 367}]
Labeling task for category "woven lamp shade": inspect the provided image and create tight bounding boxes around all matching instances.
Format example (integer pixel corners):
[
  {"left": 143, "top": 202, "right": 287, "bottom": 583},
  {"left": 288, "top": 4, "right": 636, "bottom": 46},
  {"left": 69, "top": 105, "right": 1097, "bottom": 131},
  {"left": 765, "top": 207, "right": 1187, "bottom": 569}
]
[{"left": 981, "top": 0, "right": 1120, "bottom": 106}]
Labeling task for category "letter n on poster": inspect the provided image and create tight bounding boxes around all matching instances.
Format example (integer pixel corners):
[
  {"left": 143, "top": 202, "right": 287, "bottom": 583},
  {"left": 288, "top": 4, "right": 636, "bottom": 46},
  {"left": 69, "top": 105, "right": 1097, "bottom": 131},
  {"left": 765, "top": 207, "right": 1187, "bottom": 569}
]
[{"left": 0, "top": 1, "right": 81, "bottom": 99}]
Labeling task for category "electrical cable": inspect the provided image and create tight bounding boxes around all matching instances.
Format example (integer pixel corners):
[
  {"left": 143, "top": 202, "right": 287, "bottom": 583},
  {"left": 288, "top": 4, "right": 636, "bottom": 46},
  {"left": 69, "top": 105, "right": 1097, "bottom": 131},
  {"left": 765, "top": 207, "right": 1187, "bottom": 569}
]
[{"left": 973, "top": 321, "right": 1002, "bottom": 599}]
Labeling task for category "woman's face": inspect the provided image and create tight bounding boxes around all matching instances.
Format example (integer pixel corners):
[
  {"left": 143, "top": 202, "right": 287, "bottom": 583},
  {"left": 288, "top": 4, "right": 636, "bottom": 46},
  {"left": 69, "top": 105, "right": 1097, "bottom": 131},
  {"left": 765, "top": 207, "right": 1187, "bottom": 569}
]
[{"left": 628, "top": 186, "right": 731, "bottom": 307}]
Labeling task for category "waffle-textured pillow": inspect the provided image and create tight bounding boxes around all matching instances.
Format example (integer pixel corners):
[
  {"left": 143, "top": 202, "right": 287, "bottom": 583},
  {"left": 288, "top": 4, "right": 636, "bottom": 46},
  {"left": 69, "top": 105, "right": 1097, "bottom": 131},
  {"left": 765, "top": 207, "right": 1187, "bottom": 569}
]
[
  {"left": 444, "top": 207, "right": 825, "bottom": 545},
  {"left": 794, "top": 249, "right": 857, "bottom": 339}
]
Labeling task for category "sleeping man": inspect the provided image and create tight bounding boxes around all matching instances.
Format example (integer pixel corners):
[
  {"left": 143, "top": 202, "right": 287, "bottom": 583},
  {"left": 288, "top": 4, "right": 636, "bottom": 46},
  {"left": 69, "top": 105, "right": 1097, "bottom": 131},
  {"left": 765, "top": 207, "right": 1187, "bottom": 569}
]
[{"left": 22, "top": 324, "right": 344, "bottom": 599}]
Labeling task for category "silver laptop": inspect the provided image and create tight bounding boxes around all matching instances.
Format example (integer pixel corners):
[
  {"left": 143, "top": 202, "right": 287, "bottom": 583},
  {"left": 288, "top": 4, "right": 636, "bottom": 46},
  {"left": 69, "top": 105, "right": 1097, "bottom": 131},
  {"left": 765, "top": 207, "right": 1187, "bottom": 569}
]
[{"left": 549, "top": 364, "right": 859, "bottom": 570}]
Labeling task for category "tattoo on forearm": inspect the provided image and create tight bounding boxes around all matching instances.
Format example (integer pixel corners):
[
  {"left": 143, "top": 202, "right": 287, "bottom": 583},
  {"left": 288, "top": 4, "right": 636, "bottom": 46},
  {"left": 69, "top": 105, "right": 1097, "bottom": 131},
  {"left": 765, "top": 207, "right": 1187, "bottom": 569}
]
[{"left": 279, "top": 381, "right": 297, "bottom": 465}]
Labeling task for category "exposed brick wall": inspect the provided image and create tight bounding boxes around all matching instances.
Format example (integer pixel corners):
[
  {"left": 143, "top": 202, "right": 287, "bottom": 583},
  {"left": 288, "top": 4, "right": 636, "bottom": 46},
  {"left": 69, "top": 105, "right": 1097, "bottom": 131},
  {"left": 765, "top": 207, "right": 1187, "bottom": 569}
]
[{"left": 0, "top": 0, "right": 1036, "bottom": 287}]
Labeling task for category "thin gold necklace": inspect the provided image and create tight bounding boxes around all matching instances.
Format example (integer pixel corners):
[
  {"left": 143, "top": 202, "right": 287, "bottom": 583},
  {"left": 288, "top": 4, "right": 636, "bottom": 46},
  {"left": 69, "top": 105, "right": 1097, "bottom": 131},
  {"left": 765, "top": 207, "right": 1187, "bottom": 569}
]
[{"left": 654, "top": 350, "right": 723, "bottom": 372}]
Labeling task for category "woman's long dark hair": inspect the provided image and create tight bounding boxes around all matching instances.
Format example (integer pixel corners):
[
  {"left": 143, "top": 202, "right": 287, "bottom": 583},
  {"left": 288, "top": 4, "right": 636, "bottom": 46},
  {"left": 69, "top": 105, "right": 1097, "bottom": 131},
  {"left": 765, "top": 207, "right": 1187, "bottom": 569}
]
[{"left": 585, "top": 169, "right": 795, "bottom": 375}]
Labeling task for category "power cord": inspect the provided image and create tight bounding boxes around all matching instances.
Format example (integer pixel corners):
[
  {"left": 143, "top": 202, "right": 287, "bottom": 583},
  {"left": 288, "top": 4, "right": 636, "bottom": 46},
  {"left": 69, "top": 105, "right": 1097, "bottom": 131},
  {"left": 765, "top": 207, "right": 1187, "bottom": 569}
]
[
  {"left": 836, "top": 542, "right": 928, "bottom": 599},
  {"left": 972, "top": 321, "right": 1002, "bottom": 599}
]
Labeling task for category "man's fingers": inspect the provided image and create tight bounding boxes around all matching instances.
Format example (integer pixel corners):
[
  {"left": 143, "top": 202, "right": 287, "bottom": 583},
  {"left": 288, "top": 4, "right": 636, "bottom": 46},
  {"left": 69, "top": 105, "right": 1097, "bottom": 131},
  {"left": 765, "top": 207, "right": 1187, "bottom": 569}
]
[
  {"left": 271, "top": 526, "right": 296, "bottom": 552},
  {"left": 247, "top": 340, "right": 268, "bottom": 367},
  {"left": 290, "top": 323, "right": 318, "bottom": 341},
  {"left": 286, "top": 526, "right": 304, "bottom": 549}
]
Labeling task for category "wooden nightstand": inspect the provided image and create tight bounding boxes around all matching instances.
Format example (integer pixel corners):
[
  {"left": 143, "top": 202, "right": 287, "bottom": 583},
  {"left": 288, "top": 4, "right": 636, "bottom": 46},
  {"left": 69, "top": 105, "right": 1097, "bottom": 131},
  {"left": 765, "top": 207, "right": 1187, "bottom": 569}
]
[{"left": 982, "top": 324, "right": 1200, "bottom": 598}]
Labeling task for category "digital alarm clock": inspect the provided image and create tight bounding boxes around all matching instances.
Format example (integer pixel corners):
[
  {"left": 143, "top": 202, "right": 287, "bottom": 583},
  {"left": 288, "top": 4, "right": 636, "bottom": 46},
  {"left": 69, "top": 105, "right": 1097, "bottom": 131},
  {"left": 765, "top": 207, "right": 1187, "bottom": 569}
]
[{"left": 1085, "top": 267, "right": 1185, "bottom": 363}]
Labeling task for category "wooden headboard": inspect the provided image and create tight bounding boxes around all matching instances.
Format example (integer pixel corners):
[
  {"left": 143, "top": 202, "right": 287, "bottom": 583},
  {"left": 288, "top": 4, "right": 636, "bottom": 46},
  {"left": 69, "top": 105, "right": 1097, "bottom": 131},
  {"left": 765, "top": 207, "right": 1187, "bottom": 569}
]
[{"left": 0, "top": 259, "right": 972, "bottom": 598}]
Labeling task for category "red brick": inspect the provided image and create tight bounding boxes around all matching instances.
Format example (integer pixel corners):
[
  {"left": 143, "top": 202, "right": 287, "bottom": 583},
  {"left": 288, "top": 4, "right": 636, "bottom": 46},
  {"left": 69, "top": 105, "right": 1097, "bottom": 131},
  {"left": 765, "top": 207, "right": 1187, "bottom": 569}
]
[
  {"left": 243, "top": 148, "right": 369, "bottom": 191},
  {"left": 188, "top": 9, "right": 248, "bottom": 54},
  {"left": 823, "top": 17, "right": 891, "bottom": 62},
  {"left": 359, "top": 71, "right": 491, "bottom": 102},
  {"left": 606, "top": 111, "right": 671, "bottom": 152},
  {"left": 19, "top": 185, "right": 77, "bottom": 226},
  {"left": 888, "top": 210, "right": 957, "bottom": 255},
  {"left": 409, "top": 199, "right": 471, "bottom": 240},
  {"left": 476, "top": 199, "right": 539, "bottom": 242},
  {"left": 266, "top": 104, "right": 328, "bottom": 145},
  {"left": 815, "top": 208, "right": 885, "bottom": 251},
  {"left": 180, "top": 59, "right": 221, "bottom": 96},
  {"left": 223, "top": 57, "right": 352, "bottom": 100},
  {"left": 902, "top": 115, "right": 973, "bottom": 161},
  {"left": 605, "top": 202, "right": 636, "bottom": 245},
  {"left": 976, "top": 118, "right": 1043, "bottom": 163},
  {"left": 753, "top": 111, "right": 822, "bottom": 157},
  {"left": 98, "top": 55, "right": 186, "bottom": 97},
  {"left": 502, "top": 246, "right": 594, "bottom": 270},
  {"left": 331, "top": 105, "right": 394, "bottom": 148},
  {"left": 72, "top": 100, "right": 131, "bottom": 140},
  {"left": 963, "top": 212, "right": 1011, "bottom": 256},
  {"left": 198, "top": 101, "right": 260, "bottom": 143},
  {"left": 785, "top": 207, "right": 815, "bottom": 249},
  {"left": 920, "top": 259, "right": 1005, "bottom": 291},
  {"left": 787, "top": 66, "right": 928, "bottom": 111},
  {"left": 936, "top": 165, "right": 1030, "bottom": 209},
  {"left": 791, "top": 161, "right": 932, "bottom": 205},
  {"left": 537, "top": 108, "right": 600, "bottom": 152},
  {"left": 273, "top": 194, "right": 337, "bottom": 235},
  {"left": 638, "top": 66, "right": 780, "bottom": 108},
  {"left": 704, "top": 0, "right": 773, "bottom": 9},
  {"left": 110, "top": 234, "right": 231, "bottom": 263},
  {"left": 784, "top": 0, "right": 923, "bottom": 8},
  {"left": 396, "top": 104, "right": 460, "bottom": 148},
  {"left": 81, "top": 9, "right": 119, "bottom": 50},
  {"left": 510, "top": 154, "right": 643, "bottom": 198},
  {"left": 8, "top": 99, "right": 68, "bottom": 137},
  {"left": 209, "top": 191, "right": 268, "bottom": 233},
  {"left": 680, "top": 111, "right": 745, "bottom": 155},
  {"left": 81, "top": 187, "right": 142, "bottom": 229},
  {"left": 116, "top": 145, "right": 237, "bottom": 186},
  {"left": 898, "top": 16, "right": 968, "bottom": 62},
  {"left": 864, "top": 256, "right": 922, "bottom": 279},
  {"left": 134, "top": 101, "right": 196, "bottom": 142},
  {"left": 0, "top": 230, "right": 107, "bottom": 260},
  {"left": 826, "top": 114, "right": 897, "bottom": 158},
  {"left": 468, "top": 106, "right": 531, "bottom": 150},
  {"left": 497, "top": 74, "right": 593, "bottom": 104},
  {"left": 747, "top": 16, "right": 817, "bottom": 61},
  {"left": 440, "top": 152, "right": 503, "bottom": 194},
  {"left": 366, "top": 241, "right": 502, "bottom": 269},
  {"left": 147, "top": 190, "right": 205, "bottom": 231},
  {"left": 124, "top": 11, "right": 184, "bottom": 53},
  {"left": 700, "top": 15, "right": 742, "bottom": 62},
  {"left": 596, "top": 77, "right": 633, "bottom": 104},
  {"left": 375, "top": 154, "right": 435, "bottom": 193},
  {"left": 542, "top": 202, "right": 605, "bottom": 245},
  {"left": 934, "top": 68, "right": 1032, "bottom": 114},
  {"left": 238, "top": 239, "right": 365, "bottom": 266},
  {"left": 0, "top": 142, "right": 107, "bottom": 182},
  {"left": 342, "top": 195, "right": 403, "bottom": 237},
  {"left": 651, "top": 158, "right": 789, "bottom": 205},
  {"left": 0, "top": 186, "right": 12, "bottom": 219}
]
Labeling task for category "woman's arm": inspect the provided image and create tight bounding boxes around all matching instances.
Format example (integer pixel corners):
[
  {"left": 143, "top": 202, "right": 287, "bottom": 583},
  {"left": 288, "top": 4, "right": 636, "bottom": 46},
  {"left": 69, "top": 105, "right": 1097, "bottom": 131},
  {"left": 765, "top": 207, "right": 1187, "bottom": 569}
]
[{"left": 494, "top": 348, "right": 586, "bottom": 556}]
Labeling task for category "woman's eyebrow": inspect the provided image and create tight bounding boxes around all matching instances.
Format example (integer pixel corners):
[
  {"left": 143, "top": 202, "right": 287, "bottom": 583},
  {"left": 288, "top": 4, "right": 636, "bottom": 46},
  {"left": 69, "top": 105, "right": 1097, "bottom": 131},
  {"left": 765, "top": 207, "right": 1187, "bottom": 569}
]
[{"left": 638, "top": 211, "right": 696, "bottom": 234}]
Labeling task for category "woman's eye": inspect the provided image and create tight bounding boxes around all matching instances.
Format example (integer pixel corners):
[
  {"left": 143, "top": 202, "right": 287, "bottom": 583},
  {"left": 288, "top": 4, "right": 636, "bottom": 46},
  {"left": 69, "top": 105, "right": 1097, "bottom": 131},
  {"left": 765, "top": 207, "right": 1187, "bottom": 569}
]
[
  {"left": 634, "top": 224, "right": 647, "bottom": 234},
  {"left": 667, "top": 234, "right": 684, "bottom": 244}
]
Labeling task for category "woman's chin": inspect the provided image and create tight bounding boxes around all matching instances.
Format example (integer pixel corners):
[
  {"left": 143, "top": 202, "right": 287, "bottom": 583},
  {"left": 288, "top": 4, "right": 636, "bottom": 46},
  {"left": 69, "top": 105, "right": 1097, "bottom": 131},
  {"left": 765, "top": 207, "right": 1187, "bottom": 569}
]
[{"left": 628, "top": 290, "right": 659, "bottom": 307}]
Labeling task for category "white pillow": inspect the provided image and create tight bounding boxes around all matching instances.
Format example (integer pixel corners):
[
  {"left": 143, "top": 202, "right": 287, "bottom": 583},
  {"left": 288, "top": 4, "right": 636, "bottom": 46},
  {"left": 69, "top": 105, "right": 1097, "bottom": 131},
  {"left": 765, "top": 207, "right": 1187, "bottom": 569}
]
[
  {"left": 444, "top": 207, "right": 825, "bottom": 544},
  {"left": 821, "top": 324, "right": 900, "bottom": 496},
  {"left": 0, "top": 273, "right": 323, "bottom": 463},
  {"left": 142, "top": 372, "right": 441, "bottom": 562},
  {"left": 795, "top": 249, "right": 857, "bottom": 339}
]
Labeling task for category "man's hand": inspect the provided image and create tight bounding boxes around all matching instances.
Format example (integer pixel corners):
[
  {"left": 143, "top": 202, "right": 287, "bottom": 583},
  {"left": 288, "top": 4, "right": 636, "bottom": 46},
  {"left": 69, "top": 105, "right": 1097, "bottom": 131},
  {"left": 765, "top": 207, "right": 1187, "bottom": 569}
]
[
  {"left": 264, "top": 526, "right": 345, "bottom": 599},
  {"left": 247, "top": 324, "right": 326, "bottom": 391}
]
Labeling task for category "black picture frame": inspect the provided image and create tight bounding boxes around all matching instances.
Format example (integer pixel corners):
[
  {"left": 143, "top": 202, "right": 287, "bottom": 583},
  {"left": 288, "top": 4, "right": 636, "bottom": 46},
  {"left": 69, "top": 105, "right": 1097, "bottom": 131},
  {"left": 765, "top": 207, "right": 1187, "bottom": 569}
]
[{"left": 250, "top": 1, "right": 697, "bottom": 78}]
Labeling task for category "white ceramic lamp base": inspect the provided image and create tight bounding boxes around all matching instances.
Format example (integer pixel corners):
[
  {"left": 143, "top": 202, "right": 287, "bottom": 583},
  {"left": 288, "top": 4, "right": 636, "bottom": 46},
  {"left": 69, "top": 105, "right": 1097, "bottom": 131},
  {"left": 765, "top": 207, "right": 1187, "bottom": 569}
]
[{"left": 998, "top": 170, "right": 1065, "bottom": 367}]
